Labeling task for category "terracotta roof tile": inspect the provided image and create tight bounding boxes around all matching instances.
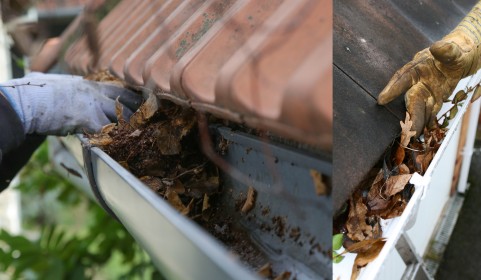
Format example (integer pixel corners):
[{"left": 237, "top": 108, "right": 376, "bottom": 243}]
[{"left": 64, "top": 0, "right": 332, "bottom": 150}]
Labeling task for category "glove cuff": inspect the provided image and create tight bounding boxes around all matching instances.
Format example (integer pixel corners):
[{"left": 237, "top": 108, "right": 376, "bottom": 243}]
[{"left": 454, "top": 3, "right": 481, "bottom": 44}]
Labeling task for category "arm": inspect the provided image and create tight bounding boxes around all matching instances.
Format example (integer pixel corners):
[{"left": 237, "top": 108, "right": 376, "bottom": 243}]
[
  {"left": 378, "top": 2, "right": 481, "bottom": 136},
  {"left": 0, "top": 92, "right": 45, "bottom": 190},
  {"left": 0, "top": 72, "right": 141, "bottom": 189}
]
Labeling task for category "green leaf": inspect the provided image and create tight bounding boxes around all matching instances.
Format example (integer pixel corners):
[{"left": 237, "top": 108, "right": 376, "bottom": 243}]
[
  {"left": 440, "top": 117, "right": 449, "bottom": 128},
  {"left": 333, "top": 251, "right": 345, "bottom": 263},
  {"left": 448, "top": 105, "right": 458, "bottom": 120},
  {"left": 452, "top": 90, "right": 467, "bottom": 104},
  {"left": 333, "top": 233, "right": 344, "bottom": 251}
]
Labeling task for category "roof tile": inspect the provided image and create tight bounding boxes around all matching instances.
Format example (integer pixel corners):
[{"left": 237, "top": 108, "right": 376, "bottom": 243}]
[{"left": 64, "top": 0, "right": 332, "bottom": 149}]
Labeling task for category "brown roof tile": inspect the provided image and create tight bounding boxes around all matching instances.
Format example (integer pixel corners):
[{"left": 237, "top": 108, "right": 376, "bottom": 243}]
[{"left": 64, "top": 0, "right": 332, "bottom": 150}]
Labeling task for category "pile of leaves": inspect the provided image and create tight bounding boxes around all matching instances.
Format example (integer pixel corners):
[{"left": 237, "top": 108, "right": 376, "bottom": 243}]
[
  {"left": 88, "top": 93, "right": 219, "bottom": 218},
  {"left": 333, "top": 88, "right": 472, "bottom": 279},
  {"left": 334, "top": 113, "right": 446, "bottom": 279}
]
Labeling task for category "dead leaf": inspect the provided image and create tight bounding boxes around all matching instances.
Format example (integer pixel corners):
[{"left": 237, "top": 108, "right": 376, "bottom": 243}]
[
  {"left": 416, "top": 150, "right": 434, "bottom": 174},
  {"left": 383, "top": 174, "right": 412, "bottom": 197},
  {"left": 273, "top": 271, "right": 291, "bottom": 280},
  {"left": 89, "top": 133, "right": 113, "bottom": 146},
  {"left": 101, "top": 123, "right": 116, "bottom": 134},
  {"left": 165, "top": 188, "right": 190, "bottom": 215},
  {"left": 347, "top": 238, "right": 386, "bottom": 280},
  {"left": 257, "top": 263, "right": 272, "bottom": 278},
  {"left": 398, "top": 163, "right": 410, "bottom": 174},
  {"left": 400, "top": 113, "right": 416, "bottom": 147},
  {"left": 393, "top": 145, "right": 405, "bottom": 166},
  {"left": 241, "top": 186, "right": 256, "bottom": 213},
  {"left": 115, "top": 97, "right": 124, "bottom": 123},
  {"left": 129, "top": 129, "right": 142, "bottom": 137},
  {"left": 380, "top": 194, "right": 406, "bottom": 219},
  {"left": 345, "top": 238, "right": 386, "bottom": 254},
  {"left": 346, "top": 191, "right": 373, "bottom": 241},
  {"left": 354, "top": 239, "right": 385, "bottom": 267},
  {"left": 202, "top": 193, "right": 210, "bottom": 212},
  {"left": 129, "top": 92, "right": 160, "bottom": 128},
  {"left": 367, "top": 171, "right": 391, "bottom": 213},
  {"left": 310, "top": 169, "right": 327, "bottom": 195},
  {"left": 351, "top": 265, "right": 361, "bottom": 280}
]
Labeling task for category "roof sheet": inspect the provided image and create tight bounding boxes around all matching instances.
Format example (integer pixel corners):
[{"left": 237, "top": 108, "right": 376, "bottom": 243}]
[
  {"left": 63, "top": 0, "right": 332, "bottom": 150},
  {"left": 333, "top": 0, "right": 479, "bottom": 210}
]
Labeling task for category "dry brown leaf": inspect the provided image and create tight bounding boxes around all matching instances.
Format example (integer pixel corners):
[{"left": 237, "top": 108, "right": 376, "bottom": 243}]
[
  {"left": 351, "top": 265, "right": 361, "bottom": 280},
  {"left": 115, "top": 97, "right": 124, "bottom": 123},
  {"left": 383, "top": 174, "right": 412, "bottom": 197},
  {"left": 346, "top": 191, "right": 372, "bottom": 241},
  {"left": 398, "top": 163, "right": 410, "bottom": 174},
  {"left": 310, "top": 169, "right": 327, "bottom": 195},
  {"left": 380, "top": 194, "right": 406, "bottom": 219},
  {"left": 347, "top": 238, "right": 386, "bottom": 280},
  {"left": 354, "top": 239, "right": 385, "bottom": 267},
  {"left": 241, "top": 186, "right": 257, "bottom": 213},
  {"left": 101, "top": 123, "right": 116, "bottom": 134},
  {"left": 202, "top": 193, "right": 210, "bottom": 212},
  {"left": 165, "top": 188, "right": 190, "bottom": 215},
  {"left": 345, "top": 238, "right": 386, "bottom": 254},
  {"left": 129, "top": 92, "right": 160, "bottom": 128},
  {"left": 273, "top": 271, "right": 291, "bottom": 280},
  {"left": 416, "top": 150, "right": 434, "bottom": 174},
  {"left": 183, "top": 198, "right": 194, "bottom": 216},
  {"left": 400, "top": 113, "right": 416, "bottom": 147},
  {"left": 367, "top": 171, "right": 390, "bottom": 213},
  {"left": 393, "top": 145, "right": 405, "bottom": 166},
  {"left": 140, "top": 176, "right": 163, "bottom": 193},
  {"left": 89, "top": 133, "right": 113, "bottom": 146},
  {"left": 257, "top": 263, "right": 273, "bottom": 278}
]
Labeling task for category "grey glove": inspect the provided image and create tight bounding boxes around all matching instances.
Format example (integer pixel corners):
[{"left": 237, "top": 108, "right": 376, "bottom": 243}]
[{"left": 0, "top": 72, "right": 142, "bottom": 135}]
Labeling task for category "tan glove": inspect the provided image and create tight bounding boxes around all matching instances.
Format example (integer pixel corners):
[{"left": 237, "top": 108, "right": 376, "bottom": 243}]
[{"left": 378, "top": 2, "right": 481, "bottom": 136}]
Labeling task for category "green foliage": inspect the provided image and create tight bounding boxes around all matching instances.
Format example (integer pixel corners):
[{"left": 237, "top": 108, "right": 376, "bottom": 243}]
[{"left": 0, "top": 142, "right": 164, "bottom": 279}]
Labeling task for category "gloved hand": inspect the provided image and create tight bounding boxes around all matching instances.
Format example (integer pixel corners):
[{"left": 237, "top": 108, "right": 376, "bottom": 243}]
[
  {"left": 377, "top": 2, "right": 481, "bottom": 136},
  {"left": 0, "top": 72, "right": 142, "bottom": 135}
]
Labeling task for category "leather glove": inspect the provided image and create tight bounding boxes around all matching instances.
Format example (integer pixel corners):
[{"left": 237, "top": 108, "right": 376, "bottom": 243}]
[
  {"left": 0, "top": 72, "right": 142, "bottom": 135},
  {"left": 377, "top": 2, "right": 481, "bottom": 136}
]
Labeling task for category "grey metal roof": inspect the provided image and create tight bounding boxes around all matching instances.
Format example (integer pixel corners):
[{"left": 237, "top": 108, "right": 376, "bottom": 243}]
[{"left": 333, "top": 0, "right": 479, "bottom": 211}]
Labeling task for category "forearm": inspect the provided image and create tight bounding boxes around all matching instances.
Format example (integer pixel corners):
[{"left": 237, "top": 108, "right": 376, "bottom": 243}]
[
  {"left": 433, "top": 2, "right": 481, "bottom": 76},
  {"left": 0, "top": 92, "right": 45, "bottom": 190},
  {"left": 0, "top": 90, "right": 25, "bottom": 154}
]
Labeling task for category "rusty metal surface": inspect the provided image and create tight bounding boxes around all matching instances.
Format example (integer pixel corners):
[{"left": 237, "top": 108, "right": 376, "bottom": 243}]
[
  {"left": 63, "top": 0, "right": 332, "bottom": 150},
  {"left": 333, "top": 0, "right": 479, "bottom": 211}
]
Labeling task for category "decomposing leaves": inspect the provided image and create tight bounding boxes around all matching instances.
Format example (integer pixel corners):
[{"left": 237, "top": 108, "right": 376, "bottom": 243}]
[{"left": 87, "top": 93, "right": 220, "bottom": 220}]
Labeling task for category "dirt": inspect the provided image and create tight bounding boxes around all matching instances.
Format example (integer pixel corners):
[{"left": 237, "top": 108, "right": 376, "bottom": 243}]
[{"left": 87, "top": 94, "right": 275, "bottom": 276}]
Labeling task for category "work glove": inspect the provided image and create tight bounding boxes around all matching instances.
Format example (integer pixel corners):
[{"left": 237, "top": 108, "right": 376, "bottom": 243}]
[
  {"left": 0, "top": 72, "right": 142, "bottom": 135},
  {"left": 377, "top": 2, "right": 481, "bottom": 136}
]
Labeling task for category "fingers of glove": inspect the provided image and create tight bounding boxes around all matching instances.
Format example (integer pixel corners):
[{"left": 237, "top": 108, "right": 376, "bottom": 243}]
[
  {"left": 378, "top": 61, "right": 419, "bottom": 105},
  {"left": 405, "top": 83, "right": 431, "bottom": 137},
  {"left": 100, "top": 98, "right": 135, "bottom": 122},
  {"left": 429, "top": 40, "right": 462, "bottom": 66},
  {"left": 96, "top": 82, "right": 142, "bottom": 111}
]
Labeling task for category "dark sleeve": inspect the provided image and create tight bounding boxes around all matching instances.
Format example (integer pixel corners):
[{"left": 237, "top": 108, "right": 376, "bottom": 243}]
[{"left": 0, "top": 93, "right": 45, "bottom": 190}]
